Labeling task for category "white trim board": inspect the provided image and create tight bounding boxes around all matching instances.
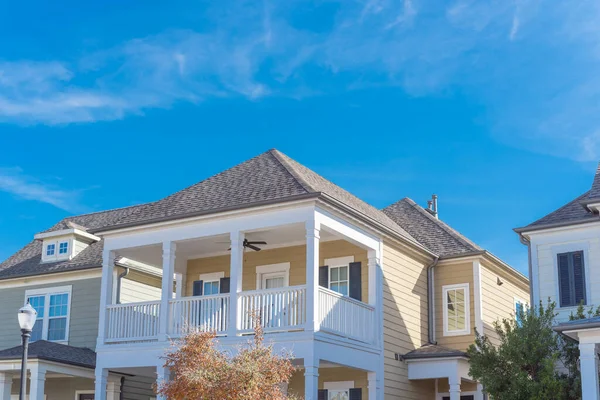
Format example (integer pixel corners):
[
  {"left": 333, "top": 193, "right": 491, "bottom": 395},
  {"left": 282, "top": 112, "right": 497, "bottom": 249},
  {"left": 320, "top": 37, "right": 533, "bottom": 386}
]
[
  {"left": 442, "top": 283, "right": 471, "bottom": 337},
  {"left": 255, "top": 262, "right": 290, "bottom": 289},
  {"left": 0, "top": 269, "right": 101, "bottom": 289},
  {"left": 324, "top": 381, "right": 355, "bottom": 390}
]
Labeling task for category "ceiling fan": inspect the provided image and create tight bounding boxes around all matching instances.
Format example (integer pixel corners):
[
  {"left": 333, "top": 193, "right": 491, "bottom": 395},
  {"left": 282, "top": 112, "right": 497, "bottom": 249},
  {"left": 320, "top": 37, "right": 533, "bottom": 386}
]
[{"left": 226, "top": 239, "right": 267, "bottom": 252}]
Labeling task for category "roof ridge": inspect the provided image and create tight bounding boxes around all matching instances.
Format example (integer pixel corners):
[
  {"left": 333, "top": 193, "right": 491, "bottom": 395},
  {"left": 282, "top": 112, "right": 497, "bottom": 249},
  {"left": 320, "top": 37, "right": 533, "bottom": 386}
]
[
  {"left": 399, "top": 197, "right": 482, "bottom": 251},
  {"left": 269, "top": 149, "right": 315, "bottom": 193},
  {"left": 60, "top": 202, "right": 152, "bottom": 220}
]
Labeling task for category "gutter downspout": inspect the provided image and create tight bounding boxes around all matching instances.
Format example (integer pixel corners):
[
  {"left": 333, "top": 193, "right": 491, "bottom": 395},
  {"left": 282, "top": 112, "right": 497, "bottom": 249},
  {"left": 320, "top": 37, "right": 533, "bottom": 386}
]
[
  {"left": 115, "top": 267, "right": 130, "bottom": 305},
  {"left": 427, "top": 256, "right": 440, "bottom": 344},
  {"left": 519, "top": 234, "right": 534, "bottom": 306}
]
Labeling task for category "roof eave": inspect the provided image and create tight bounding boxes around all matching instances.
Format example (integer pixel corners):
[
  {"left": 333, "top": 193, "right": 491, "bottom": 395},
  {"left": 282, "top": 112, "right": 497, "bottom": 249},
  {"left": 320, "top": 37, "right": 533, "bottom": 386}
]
[
  {"left": 90, "top": 192, "right": 322, "bottom": 234},
  {"left": 514, "top": 217, "right": 600, "bottom": 235}
]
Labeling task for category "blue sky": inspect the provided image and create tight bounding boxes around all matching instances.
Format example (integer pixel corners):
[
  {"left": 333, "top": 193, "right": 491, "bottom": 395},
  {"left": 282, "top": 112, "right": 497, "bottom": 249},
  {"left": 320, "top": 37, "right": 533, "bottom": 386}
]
[{"left": 1, "top": 0, "right": 600, "bottom": 274}]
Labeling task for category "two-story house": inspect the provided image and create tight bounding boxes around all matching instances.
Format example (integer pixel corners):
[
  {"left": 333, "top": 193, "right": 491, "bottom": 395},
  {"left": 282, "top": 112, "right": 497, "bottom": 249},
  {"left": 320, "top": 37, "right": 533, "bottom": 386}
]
[
  {"left": 0, "top": 149, "right": 528, "bottom": 400},
  {"left": 515, "top": 164, "right": 600, "bottom": 400}
]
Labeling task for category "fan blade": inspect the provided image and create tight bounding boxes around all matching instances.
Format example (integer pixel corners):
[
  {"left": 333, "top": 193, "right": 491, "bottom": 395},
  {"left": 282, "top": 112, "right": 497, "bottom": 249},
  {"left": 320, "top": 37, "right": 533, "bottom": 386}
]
[
  {"left": 246, "top": 241, "right": 267, "bottom": 245},
  {"left": 246, "top": 244, "right": 261, "bottom": 251}
]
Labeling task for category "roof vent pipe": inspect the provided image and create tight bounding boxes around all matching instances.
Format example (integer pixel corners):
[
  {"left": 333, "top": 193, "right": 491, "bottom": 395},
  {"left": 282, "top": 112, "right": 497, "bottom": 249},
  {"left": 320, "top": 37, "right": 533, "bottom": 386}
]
[
  {"left": 432, "top": 194, "right": 438, "bottom": 219},
  {"left": 427, "top": 200, "right": 433, "bottom": 211}
]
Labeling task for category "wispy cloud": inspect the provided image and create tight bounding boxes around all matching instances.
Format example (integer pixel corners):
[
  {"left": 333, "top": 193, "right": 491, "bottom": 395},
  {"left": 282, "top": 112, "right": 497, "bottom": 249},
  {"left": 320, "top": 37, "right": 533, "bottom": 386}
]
[
  {"left": 2, "top": 0, "right": 600, "bottom": 163},
  {"left": 0, "top": 167, "right": 91, "bottom": 213}
]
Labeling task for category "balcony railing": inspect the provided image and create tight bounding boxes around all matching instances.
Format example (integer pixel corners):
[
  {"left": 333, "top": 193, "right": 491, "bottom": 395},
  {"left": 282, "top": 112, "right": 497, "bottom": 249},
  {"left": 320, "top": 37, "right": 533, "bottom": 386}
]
[
  {"left": 103, "top": 285, "right": 376, "bottom": 345},
  {"left": 318, "top": 286, "right": 376, "bottom": 344},
  {"left": 239, "top": 285, "right": 306, "bottom": 333},
  {"left": 106, "top": 300, "right": 161, "bottom": 343},
  {"left": 169, "top": 294, "right": 230, "bottom": 336}
]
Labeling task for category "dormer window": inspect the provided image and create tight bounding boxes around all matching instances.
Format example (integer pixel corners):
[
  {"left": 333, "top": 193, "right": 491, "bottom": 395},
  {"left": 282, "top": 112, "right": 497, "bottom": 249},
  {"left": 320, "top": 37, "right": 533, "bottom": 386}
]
[
  {"left": 46, "top": 244, "right": 55, "bottom": 256},
  {"left": 59, "top": 241, "right": 69, "bottom": 255}
]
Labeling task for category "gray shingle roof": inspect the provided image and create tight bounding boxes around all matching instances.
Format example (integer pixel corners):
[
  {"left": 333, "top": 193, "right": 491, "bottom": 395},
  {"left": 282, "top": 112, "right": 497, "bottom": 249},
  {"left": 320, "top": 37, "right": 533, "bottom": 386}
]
[
  {"left": 95, "top": 149, "right": 419, "bottom": 244},
  {"left": 0, "top": 340, "right": 95, "bottom": 369},
  {"left": 382, "top": 198, "right": 482, "bottom": 257},
  {"left": 588, "top": 163, "right": 600, "bottom": 200},
  {"left": 403, "top": 343, "right": 468, "bottom": 360},
  {"left": 516, "top": 191, "right": 599, "bottom": 232}
]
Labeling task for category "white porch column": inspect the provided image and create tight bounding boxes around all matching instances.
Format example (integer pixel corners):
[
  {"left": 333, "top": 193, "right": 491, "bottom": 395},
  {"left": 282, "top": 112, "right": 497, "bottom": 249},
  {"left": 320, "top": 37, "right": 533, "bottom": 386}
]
[
  {"left": 448, "top": 374, "right": 461, "bottom": 400},
  {"left": 29, "top": 365, "right": 45, "bottom": 400},
  {"left": 368, "top": 371, "right": 382, "bottom": 400},
  {"left": 305, "top": 219, "right": 320, "bottom": 333},
  {"left": 304, "top": 351, "right": 319, "bottom": 400},
  {"left": 97, "top": 249, "right": 116, "bottom": 346},
  {"left": 94, "top": 368, "right": 108, "bottom": 400},
  {"left": 106, "top": 377, "right": 121, "bottom": 400},
  {"left": 473, "top": 383, "right": 484, "bottom": 400},
  {"left": 156, "top": 363, "right": 169, "bottom": 400},
  {"left": 580, "top": 342, "right": 599, "bottom": 400},
  {"left": 0, "top": 373, "right": 12, "bottom": 400},
  {"left": 229, "top": 231, "right": 244, "bottom": 336},
  {"left": 159, "top": 241, "right": 176, "bottom": 341}
]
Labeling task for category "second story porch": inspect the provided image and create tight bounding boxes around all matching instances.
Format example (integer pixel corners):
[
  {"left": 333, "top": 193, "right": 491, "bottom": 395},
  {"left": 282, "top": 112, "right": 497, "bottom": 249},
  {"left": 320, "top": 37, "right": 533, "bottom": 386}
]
[{"left": 96, "top": 204, "right": 383, "bottom": 351}]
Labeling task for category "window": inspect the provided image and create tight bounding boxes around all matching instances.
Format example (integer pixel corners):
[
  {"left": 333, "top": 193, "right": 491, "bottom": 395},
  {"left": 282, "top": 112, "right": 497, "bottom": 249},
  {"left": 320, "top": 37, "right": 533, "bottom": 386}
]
[
  {"left": 443, "top": 283, "right": 470, "bottom": 336},
  {"left": 514, "top": 298, "right": 528, "bottom": 327},
  {"left": 557, "top": 251, "right": 586, "bottom": 307},
  {"left": 322, "top": 381, "right": 356, "bottom": 400},
  {"left": 59, "top": 241, "right": 69, "bottom": 255},
  {"left": 203, "top": 280, "right": 220, "bottom": 295},
  {"left": 255, "top": 263, "right": 290, "bottom": 290},
  {"left": 329, "top": 390, "right": 349, "bottom": 400},
  {"left": 25, "top": 286, "right": 72, "bottom": 342},
  {"left": 329, "top": 266, "right": 349, "bottom": 296},
  {"left": 46, "top": 244, "right": 55, "bottom": 256}
]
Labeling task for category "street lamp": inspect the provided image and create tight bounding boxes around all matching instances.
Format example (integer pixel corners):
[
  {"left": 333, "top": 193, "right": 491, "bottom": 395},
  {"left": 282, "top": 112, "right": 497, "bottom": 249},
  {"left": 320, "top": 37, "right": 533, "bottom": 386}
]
[{"left": 17, "top": 303, "right": 37, "bottom": 400}]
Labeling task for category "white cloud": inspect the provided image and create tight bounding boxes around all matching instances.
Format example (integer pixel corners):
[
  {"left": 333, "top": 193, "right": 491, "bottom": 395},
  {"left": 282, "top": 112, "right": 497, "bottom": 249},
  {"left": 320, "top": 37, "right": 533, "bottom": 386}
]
[
  {"left": 2, "top": 0, "right": 600, "bottom": 163},
  {"left": 0, "top": 167, "right": 90, "bottom": 213}
]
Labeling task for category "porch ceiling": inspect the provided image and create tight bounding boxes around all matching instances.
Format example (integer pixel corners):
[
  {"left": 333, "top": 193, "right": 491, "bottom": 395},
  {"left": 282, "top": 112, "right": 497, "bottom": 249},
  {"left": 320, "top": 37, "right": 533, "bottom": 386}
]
[{"left": 116, "top": 223, "right": 340, "bottom": 267}]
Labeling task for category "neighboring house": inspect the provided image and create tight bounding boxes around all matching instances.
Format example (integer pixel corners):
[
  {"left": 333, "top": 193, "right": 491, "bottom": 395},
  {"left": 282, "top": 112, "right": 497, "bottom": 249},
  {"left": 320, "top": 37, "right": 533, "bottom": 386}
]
[
  {"left": 515, "top": 164, "right": 600, "bottom": 400},
  {"left": 0, "top": 149, "right": 528, "bottom": 400}
]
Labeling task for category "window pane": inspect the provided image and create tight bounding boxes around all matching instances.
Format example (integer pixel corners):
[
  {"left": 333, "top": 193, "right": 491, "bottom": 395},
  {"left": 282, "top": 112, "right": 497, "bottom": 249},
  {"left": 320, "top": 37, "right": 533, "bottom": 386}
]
[
  {"left": 48, "top": 318, "right": 66, "bottom": 341},
  {"left": 30, "top": 322, "right": 43, "bottom": 342},
  {"left": 339, "top": 266, "right": 348, "bottom": 280},
  {"left": 49, "top": 294, "right": 68, "bottom": 317},
  {"left": 265, "top": 277, "right": 284, "bottom": 289},
  {"left": 331, "top": 267, "right": 339, "bottom": 281},
  {"left": 28, "top": 296, "right": 45, "bottom": 318},
  {"left": 59, "top": 242, "right": 68, "bottom": 254},
  {"left": 446, "top": 288, "right": 466, "bottom": 332},
  {"left": 338, "top": 282, "right": 349, "bottom": 296},
  {"left": 46, "top": 244, "right": 55, "bottom": 256},
  {"left": 331, "top": 283, "right": 339, "bottom": 293}
]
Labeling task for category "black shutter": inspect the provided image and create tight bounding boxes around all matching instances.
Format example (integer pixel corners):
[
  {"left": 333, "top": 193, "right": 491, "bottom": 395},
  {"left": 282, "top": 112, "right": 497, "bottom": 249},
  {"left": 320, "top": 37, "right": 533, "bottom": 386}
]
[
  {"left": 573, "top": 251, "right": 586, "bottom": 305},
  {"left": 193, "top": 280, "right": 203, "bottom": 296},
  {"left": 318, "top": 389, "right": 328, "bottom": 400},
  {"left": 349, "top": 261, "right": 362, "bottom": 301},
  {"left": 349, "top": 388, "right": 362, "bottom": 400},
  {"left": 319, "top": 266, "right": 329, "bottom": 288},
  {"left": 558, "top": 254, "right": 571, "bottom": 307},
  {"left": 220, "top": 277, "right": 231, "bottom": 294}
]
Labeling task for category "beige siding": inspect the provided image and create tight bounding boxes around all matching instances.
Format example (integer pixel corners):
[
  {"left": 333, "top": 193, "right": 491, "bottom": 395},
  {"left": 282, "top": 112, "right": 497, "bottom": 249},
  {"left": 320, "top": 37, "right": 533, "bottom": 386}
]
[
  {"left": 0, "top": 277, "right": 101, "bottom": 350},
  {"left": 382, "top": 241, "right": 435, "bottom": 400},
  {"left": 12, "top": 376, "right": 94, "bottom": 399},
  {"left": 434, "top": 261, "right": 475, "bottom": 351},
  {"left": 119, "top": 270, "right": 162, "bottom": 303},
  {"left": 480, "top": 263, "right": 529, "bottom": 345},
  {"left": 122, "top": 375, "right": 157, "bottom": 400},
  {"left": 185, "top": 240, "right": 368, "bottom": 300},
  {"left": 288, "top": 367, "right": 369, "bottom": 399}
]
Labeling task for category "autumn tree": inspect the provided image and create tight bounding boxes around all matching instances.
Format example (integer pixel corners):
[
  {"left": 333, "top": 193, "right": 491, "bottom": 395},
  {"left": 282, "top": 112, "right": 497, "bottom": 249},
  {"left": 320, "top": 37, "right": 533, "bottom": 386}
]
[{"left": 156, "top": 319, "right": 298, "bottom": 400}]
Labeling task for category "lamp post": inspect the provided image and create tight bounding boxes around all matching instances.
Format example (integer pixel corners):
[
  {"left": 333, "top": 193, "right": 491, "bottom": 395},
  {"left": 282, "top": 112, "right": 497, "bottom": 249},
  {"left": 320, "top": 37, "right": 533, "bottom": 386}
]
[{"left": 17, "top": 303, "right": 37, "bottom": 400}]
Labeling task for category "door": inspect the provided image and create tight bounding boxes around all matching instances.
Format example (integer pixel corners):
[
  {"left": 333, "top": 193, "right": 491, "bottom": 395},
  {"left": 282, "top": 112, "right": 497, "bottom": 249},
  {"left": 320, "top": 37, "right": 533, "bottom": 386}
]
[
  {"left": 79, "top": 395, "right": 94, "bottom": 400},
  {"left": 260, "top": 272, "right": 286, "bottom": 328},
  {"left": 442, "top": 396, "right": 474, "bottom": 400}
]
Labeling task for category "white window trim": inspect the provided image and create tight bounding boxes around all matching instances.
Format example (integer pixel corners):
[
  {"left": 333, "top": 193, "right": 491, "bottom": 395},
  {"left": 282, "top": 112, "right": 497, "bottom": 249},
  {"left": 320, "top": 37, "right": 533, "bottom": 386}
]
[
  {"left": 255, "top": 263, "right": 290, "bottom": 289},
  {"left": 324, "top": 256, "right": 354, "bottom": 296},
  {"left": 25, "top": 285, "right": 72, "bottom": 343},
  {"left": 442, "top": 283, "right": 471, "bottom": 337},
  {"left": 324, "top": 381, "right": 355, "bottom": 390},
  {"left": 42, "top": 238, "right": 73, "bottom": 263},
  {"left": 74, "top": 390, "right": 94, "bottom": 400},
  {"left": 551, "top": 243, "right": 591, "bottom": 310},
  {"left": 199, "top": 272, "right": 224, "bottom": 295}
]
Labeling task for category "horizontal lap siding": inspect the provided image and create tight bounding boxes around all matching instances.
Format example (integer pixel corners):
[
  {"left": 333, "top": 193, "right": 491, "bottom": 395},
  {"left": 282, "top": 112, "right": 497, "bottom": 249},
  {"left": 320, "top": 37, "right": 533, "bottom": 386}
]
[
  {"left": 12, "top": 377, "right": 95, "bottom": 399},
  {"left": 185, "top": 240, "right": 368, "bottom": 299},
  {"left": 0, "top": 277, "right": 101, "bottom": 350},
  {"left": 120, "top": 271, "right": 162, "bottom": 303},
  {"left": 434, "top": 262, "right": 475, "bottom": 351},
  {"left": 122, "top": 375, "right": 157, "bottom": 400},
  {"left": 382, "top": 241, "right": 434, "bottom": 399},
  {"left": 481, "top": 264, "right": 529, "bottom": 345}
]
